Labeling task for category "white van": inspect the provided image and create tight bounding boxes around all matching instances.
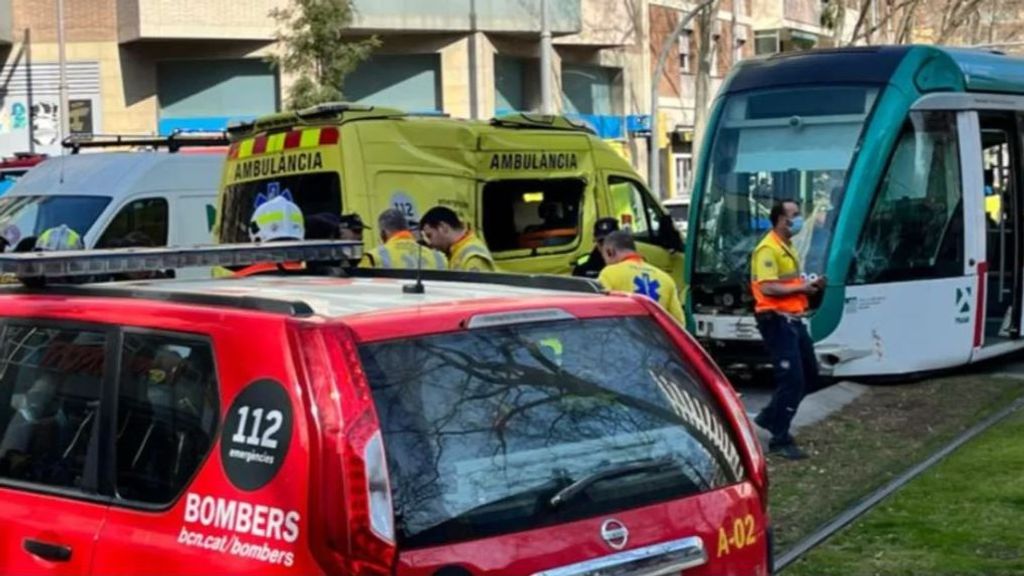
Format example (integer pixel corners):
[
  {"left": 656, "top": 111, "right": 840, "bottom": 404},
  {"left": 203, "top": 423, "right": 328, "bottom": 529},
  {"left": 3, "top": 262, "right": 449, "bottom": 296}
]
[{"left": 0, "top": 152, "right": 222, "bottom": 277}]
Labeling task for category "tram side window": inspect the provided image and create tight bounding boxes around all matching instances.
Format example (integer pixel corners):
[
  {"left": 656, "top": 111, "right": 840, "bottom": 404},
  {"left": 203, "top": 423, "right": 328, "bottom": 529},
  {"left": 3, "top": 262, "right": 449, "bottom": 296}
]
[{"left": 850, "top": 111, "right": 964, "bottom": 284}]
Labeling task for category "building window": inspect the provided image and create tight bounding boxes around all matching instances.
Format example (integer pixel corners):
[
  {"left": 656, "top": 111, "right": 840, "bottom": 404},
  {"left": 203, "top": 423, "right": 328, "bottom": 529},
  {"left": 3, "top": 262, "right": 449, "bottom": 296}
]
[
  {"left": 561, "top": 64, "right": 619, "bottom": 116},
  {"left": 345, "top": 54, "right": 443, "bottom": 113},
  {"left": 675, "top": 154, "right": 694, "bottom": 197},
  {"left": 755, "top": 31, "right": 779, "bottom": 55},
  {"left": 495, "top": 55, "right": 528, "bottom": 114},
  {"left": 679, "top": 30, "right": 693, "bottom": 74}
]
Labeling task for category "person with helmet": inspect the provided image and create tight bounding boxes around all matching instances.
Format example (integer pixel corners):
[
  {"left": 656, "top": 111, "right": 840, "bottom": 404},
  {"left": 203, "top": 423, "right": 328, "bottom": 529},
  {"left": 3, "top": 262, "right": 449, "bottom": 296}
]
[
  {"left": 597, "top": 230, "right": 684, "bottom": 325},
  {"left": 249, "top": 196, "right": 305, "bottom": 243},
  {"left": 572, "top": 217, "right": 618, "bottom": 278},
  {"left": 235, "top": 196, "right": 307, "bottom": 277},
  {"left": 419, "top": 206, "right": 496, "bottom": 272},
  {"left": 360, "top": 208, "right": 447, "bottom": 270},
  {"left": 36, "top": 224, "right": 84, "bottom": 252},
  {"left": 31, "top": 225, "right": 87, "bottom": 285}
]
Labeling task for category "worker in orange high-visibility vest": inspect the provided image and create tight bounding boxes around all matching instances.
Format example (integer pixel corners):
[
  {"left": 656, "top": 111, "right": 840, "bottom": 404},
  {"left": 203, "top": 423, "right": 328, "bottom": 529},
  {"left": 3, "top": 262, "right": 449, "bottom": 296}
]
[
  {"left": 234, "top": 196, "right": 306, "bottom": 277},
  {"left": 750, "top": 199, "right": 826, "bottom": 461}
]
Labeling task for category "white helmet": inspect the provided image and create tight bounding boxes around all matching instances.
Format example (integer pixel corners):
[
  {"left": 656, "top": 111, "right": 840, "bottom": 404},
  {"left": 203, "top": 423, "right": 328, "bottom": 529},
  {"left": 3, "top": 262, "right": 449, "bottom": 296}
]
[{"left": 249, "top": 196, "right": 305, "bottom": 243}]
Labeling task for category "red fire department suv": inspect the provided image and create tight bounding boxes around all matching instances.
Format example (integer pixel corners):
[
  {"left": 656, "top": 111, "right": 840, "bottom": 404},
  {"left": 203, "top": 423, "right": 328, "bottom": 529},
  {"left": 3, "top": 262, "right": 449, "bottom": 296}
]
[{"left": 0, "top": 243, "right": 770, "bottom": 575}]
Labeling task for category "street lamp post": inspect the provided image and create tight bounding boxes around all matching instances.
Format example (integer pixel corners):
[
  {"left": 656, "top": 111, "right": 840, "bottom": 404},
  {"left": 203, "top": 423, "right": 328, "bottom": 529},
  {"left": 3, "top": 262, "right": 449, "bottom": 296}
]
[
  {"left": 540, "top": 0, "right": 553, "bottom": 114},
  {"left": 469, "top": 0, "right": 479, "bottom": 119},
  {"left": 56, "top": 0, "right": 70, "bottom": 149},
  {"left": 649, "top": 0, "right": 715, "bottom": 197}
]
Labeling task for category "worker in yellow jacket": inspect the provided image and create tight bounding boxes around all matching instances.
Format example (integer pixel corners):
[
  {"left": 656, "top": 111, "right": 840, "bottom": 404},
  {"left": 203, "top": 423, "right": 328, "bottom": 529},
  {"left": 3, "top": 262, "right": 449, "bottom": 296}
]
[
  {"left": 419, "top": 206, "right": 496, "bottom": 272},
  {"left": 597, "top": 230, "right": 684, "bottom": 325},
  {"left": 360, "top": 208, "right": 447, "bottom": 270}
]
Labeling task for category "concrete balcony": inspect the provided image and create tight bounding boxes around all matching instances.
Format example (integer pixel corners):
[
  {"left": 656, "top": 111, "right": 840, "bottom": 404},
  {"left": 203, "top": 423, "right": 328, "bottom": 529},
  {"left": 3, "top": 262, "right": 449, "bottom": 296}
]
[
  {"left": 117, "top": 0, "right": 283, "bottom": 43},
  {"left": 347, "top": 0, "right": 581, "bottom": 35},
  {"left": 117, "top": 0, "right": 583, "bottom": 43}
]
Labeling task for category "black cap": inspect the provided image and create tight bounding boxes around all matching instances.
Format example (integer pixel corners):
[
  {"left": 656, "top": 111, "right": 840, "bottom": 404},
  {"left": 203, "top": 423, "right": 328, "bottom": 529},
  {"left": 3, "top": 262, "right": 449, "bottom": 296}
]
[
  {"left": 594, "top": 217, "right": 619, "bottom": 240},
  {"left": 339, "top": 213, "right": 371, "bottom": 231}
]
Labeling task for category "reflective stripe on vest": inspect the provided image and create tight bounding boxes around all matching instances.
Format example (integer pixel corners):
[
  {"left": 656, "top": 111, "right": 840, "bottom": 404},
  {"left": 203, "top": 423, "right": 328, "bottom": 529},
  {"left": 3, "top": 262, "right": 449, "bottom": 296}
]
[
  {"left": 453, "top": 244, "right": 493, "bottom": 268},
  {"left": 373, "top": 243, "right": 446, "bottom": 270}
]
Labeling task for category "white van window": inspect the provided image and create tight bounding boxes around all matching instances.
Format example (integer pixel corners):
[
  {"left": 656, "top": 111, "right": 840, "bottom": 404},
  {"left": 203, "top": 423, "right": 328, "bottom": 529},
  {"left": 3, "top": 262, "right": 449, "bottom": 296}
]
[
  {"left": 481, "top": 178, "right": 585, "bottom": 253},
  {"left": 0, "top": 195, "right": 111, "bottom": 251},
  {"left": 97, "top": 198, "right": 169, "bottom": 248}
]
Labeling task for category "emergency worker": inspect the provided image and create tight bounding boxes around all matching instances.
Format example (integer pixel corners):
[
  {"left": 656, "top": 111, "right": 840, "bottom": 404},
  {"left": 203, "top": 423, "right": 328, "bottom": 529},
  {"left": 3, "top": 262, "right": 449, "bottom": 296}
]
[
  {"left": 339, "top": 214, "right": 369, "bottom": 242},
  {"left": 36, "top": 225, "right": 84, "bottom": 251},
  {"left": 597, "top": 230, "right": 684, "bottom": 325},
  {"left": 572, "top": 217, "right": 618, "bottom": 278},
  {"left": 33, "top": 225, "right": 88, "bottom": 285},
  {"left": 360, "top": 208, "right": 447, "bottom": 270},
  {"left": 235, "top": 196, "right": 306, "bottom": 277},
  {"left": 419, "top": 206, "right": 496, "bottom": 272},
  {"left": 750, "top": 199, "right": 825, "bottom": 461}
]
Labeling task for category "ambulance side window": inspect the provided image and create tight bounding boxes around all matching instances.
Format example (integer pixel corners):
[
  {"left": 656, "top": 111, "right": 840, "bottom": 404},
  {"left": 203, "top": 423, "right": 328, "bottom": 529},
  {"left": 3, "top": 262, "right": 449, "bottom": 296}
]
[
  {"left": 114, "top": 332, "right": 218, "bottom": 505},
  {"left": 608, "top": 176, "right": 662, "bottom": 243},
  {"left": 481, "top": 178, "right": 585, "bottom": 253},
  {"left": 0, "top": 323, "right": 107, "bottom": 493}
]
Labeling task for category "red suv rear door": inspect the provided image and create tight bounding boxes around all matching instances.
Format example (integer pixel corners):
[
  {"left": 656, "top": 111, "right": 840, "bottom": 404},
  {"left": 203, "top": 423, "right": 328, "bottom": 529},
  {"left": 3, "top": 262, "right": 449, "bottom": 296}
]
[{"left": 355, "top": 309, "right": 768, "bottom": 575}]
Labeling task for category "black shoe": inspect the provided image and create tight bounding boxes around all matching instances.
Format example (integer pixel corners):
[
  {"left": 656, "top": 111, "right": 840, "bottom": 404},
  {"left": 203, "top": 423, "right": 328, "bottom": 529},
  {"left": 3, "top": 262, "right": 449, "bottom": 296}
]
[
  {"left": 753, "top": 410, "right": 771, "bottom": 432},
  {"left": 769, "top": 439, "right": 808, "bottom": 461}
]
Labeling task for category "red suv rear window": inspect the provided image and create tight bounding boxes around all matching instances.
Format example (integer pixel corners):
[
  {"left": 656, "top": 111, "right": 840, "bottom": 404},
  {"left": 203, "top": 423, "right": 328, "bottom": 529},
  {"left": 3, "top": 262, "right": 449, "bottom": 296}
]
[{"left": 358, "top": 316, "right": 746, "bottom": 549}]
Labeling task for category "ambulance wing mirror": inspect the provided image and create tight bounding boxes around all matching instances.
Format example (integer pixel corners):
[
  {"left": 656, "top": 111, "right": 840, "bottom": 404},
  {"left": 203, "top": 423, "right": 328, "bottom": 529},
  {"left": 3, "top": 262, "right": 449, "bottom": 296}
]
[{"left": 658, "top": 215, "right": 684, "bottom": 252}]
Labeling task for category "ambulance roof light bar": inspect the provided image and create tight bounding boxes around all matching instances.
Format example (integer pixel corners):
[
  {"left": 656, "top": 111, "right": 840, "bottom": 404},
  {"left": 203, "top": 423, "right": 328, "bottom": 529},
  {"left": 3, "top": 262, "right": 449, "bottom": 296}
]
[{"left": 0, "top": 241, "right": 362, "bottom": 284}]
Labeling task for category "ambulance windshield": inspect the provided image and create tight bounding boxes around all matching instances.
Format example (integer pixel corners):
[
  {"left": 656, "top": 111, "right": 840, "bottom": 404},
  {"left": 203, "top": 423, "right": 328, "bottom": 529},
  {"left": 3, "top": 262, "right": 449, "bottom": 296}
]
[
  {"left": 359, "top": 316, "right": 744, "bottom": 548},
  {"left": 219, "top": 173, "right": 342, "bottom": 243}
]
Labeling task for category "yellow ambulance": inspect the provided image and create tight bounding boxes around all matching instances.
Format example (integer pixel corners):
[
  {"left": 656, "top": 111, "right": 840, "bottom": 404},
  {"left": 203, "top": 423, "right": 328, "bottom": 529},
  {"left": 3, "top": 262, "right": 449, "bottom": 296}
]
[{"left": 215, "top": 103, "right": 684, "bottom": 282}]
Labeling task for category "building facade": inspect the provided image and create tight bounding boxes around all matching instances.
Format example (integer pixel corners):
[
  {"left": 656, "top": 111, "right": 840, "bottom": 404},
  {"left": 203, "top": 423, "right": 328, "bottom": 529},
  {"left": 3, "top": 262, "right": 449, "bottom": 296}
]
[{"left": 0, "top": 0, "right": 842, "bottom": 196}]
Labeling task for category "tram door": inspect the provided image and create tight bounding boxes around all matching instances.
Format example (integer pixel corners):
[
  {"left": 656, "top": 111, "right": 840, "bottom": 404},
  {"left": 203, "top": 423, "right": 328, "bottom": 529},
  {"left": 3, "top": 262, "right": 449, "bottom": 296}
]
[{"left": 979, "top": 112, "right": 1023, "bottom": 345}]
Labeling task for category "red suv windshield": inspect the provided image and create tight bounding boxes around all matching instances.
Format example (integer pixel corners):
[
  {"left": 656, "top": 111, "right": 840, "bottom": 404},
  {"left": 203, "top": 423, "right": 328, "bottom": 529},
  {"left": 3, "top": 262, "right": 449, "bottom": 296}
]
[{"left": 359, "top": 316, "right": 746, "bottom": 549}]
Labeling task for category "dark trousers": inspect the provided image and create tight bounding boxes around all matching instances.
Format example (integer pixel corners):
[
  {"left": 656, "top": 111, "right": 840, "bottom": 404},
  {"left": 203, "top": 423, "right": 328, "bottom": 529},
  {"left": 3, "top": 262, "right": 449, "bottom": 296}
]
[{"left": 755, "top": 311, "right": 820, "bottom": 443}]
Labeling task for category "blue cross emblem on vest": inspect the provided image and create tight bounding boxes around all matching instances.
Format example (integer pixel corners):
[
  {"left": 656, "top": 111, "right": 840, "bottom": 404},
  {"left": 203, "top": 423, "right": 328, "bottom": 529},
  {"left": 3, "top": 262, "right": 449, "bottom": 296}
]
[{"left": 633, "top": 272, "right": 661, "bottom": 301}]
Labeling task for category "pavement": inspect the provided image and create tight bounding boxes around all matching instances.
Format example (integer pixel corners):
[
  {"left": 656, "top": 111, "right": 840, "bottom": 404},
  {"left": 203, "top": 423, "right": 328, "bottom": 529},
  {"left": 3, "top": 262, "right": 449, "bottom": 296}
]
[
  {"left": 737, "top": 353, "right": 1024, "bottom": 444},
  {"left": 740, "top": 381, "right": 868, "bottom": 442}
]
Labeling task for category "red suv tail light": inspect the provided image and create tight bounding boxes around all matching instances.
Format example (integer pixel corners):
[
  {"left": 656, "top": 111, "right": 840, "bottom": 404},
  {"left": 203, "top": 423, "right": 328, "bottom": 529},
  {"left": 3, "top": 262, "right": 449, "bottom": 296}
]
[{"left": 289, "top": 323, "right": 396, "bottom": 576}]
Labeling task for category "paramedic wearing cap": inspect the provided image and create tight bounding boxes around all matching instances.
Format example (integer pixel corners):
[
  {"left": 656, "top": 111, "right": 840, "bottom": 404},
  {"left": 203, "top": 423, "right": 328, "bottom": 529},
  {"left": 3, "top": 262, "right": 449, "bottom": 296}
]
[
  {"left": 572, "top": 217, "right": 618, "bottom": 278},
  {"left": 360, "top": 208, "right": 447, "bottom": 270},
  {"left": 419, "top": 206, "right": 496, "bottom": 272},
  {"left": 598, "top": 230, "right": 684, "bottom": 325},
  {"left": 235, "top": 196, "right": 306, "bottom": 277},
  {"left": 339, "top": 214, "right": 369, "bottom": 241},
  {"left": 750, "top": 199, "right": 825, "bottom": 461}
]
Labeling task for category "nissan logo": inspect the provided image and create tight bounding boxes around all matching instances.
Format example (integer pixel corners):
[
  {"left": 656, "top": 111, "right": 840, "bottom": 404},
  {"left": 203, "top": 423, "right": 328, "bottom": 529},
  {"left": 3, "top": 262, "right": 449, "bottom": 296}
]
[{"left": 600, "top": 519, "right": 629, "bottom": 550}]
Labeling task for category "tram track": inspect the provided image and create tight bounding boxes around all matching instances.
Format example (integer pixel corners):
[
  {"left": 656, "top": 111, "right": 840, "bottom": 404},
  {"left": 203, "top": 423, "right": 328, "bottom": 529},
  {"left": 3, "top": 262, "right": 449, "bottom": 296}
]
[{"left": 774, "top": 393, "right": 1024, "bottom": 573}]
